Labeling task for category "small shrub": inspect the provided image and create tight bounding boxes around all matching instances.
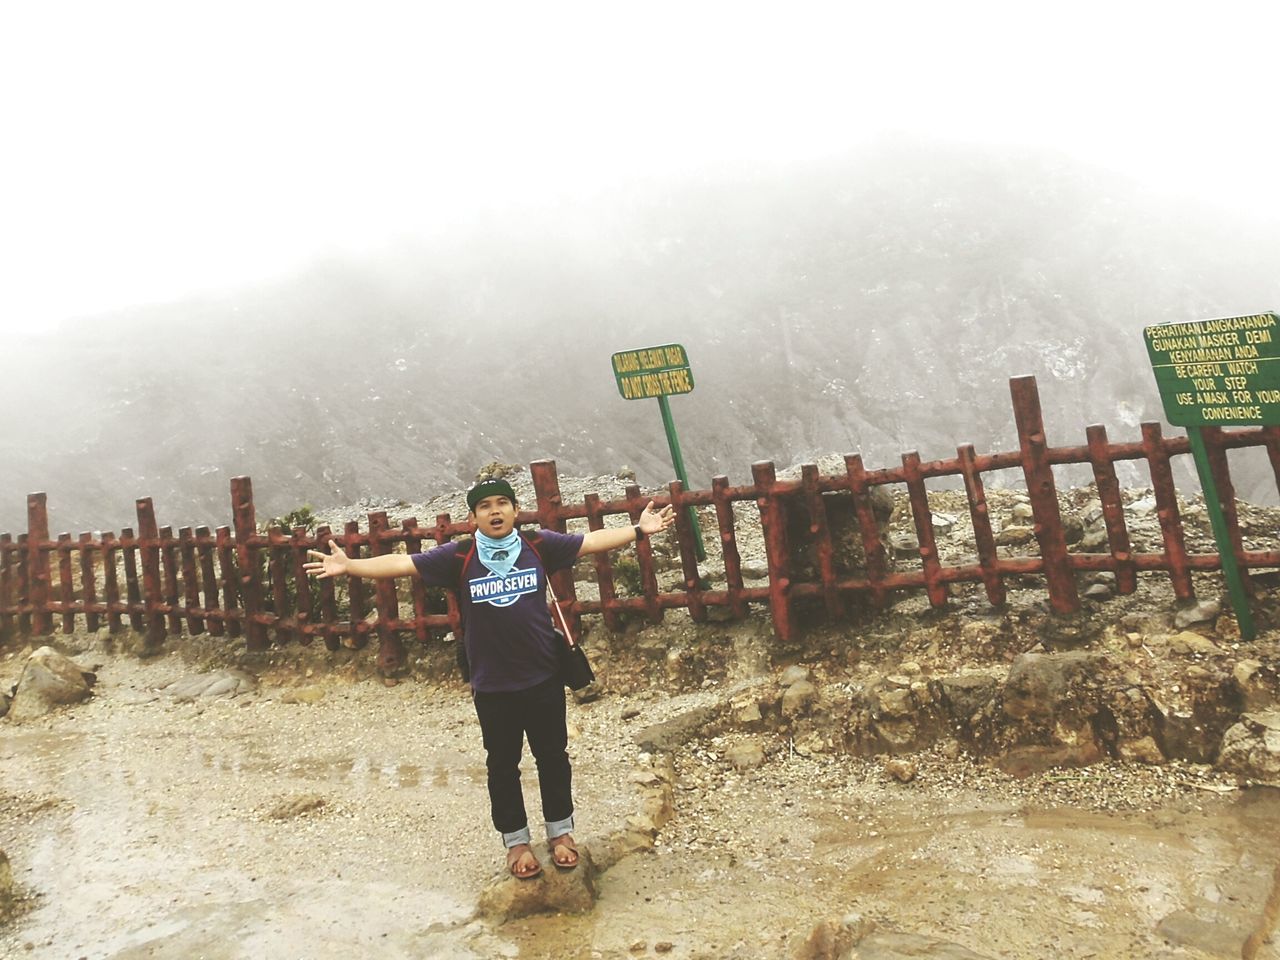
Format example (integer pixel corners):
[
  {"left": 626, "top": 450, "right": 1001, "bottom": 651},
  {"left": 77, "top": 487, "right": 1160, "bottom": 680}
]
[
  {"left": 611, "top": 553, "right": 644, "bottom": 598},
  {"left": 269, "top": 505, "right": 317, "bottom": 532}
]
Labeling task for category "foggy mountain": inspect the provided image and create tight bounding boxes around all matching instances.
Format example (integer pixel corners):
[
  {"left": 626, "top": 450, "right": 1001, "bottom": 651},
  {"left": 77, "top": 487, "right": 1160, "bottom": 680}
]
[{"left": 5, "top": 141, "right": 1280, "bottom": 536}]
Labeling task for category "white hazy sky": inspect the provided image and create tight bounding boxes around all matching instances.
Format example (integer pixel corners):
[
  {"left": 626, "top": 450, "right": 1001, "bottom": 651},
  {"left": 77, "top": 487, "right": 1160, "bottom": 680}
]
[{"left": 2, "top": 0, "right": 1278, "bottom": 337}]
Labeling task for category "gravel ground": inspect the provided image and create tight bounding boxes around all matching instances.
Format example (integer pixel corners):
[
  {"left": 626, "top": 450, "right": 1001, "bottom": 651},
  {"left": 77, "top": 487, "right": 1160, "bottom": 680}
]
[{"left": 2, "top": 635, "right": 1278, "bottom": 960}]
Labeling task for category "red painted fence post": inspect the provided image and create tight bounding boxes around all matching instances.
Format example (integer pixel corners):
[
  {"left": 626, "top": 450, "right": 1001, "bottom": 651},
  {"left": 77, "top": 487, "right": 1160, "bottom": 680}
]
[
  {"left": 1, "top": 534, "right": 16, "bottom": 641},
  {"left": 196, "top": 526, "right": 223, "bottom": 637},
  {"left": 434, "top": 513, "right": 463, "bottom": 643},
  {"left": 313, "top": 525, "right": 339, "bottom": 650},
  {"left": 79, "top": 531, "right": 100, "bottom": 633},
  {"left": 1141, "top": 422, "right": 1194, "bottom": 601},
  {"left": 135, "top": 498, "right": 166, "bottom": 651},
  {"left": 16, "top": 535, "right": 30, "bottom": 635},
  {"left": 902, "top": 452, "right": 947, "bottom": 609},
  {"left": 101, "top": 531, "right": 124, "bottom": 634},
  {"left": 752, "top": 461, "right": 793, "bottom": 644},
  {"left": 400, "top": 518, "right": 429, "bottom": 647},
  {"left": 290, "top": 525, "right": 313, "bottom": 645},
  {"left": 27, "top": 493, "right": 52, "bottom": 635},
  {"left": 231, "top": 477, "right": 269, "bottom": 651},
  {"left": 179, "top": 527, "right": 204, "bottom": 635},
  {"left": 711, "top": 475, "right": 748, "bottom": 620},
  {"left": 266, "top": 525, "right": 293, "bottom": 645},
  {"left": 1009, "top": 376, "right": 1079, "bottom": 614},
  {"left": 583, "top": 493, "right": 624, "bottom": 631},
  {"left": 957, "top": 444, "right": 1006, "bottom": 606},
  {"left": 844, "top": 454, "right": 890, "bottom": 609},
  {"left": 368, "top": 510, "right": 406, "bottom": 673},
  {"left": 530, "top": 460, "right": 581, "bottom": 639},
  {"left": 215, "top": 526, "right": 241, "bottom": 638},
  {"left": 57, "top": 532, "right": 74, "bottom": 633},
  {"left": 121, "top": 526, "right": 144, "bottom": 631},
  {"left": 801, "top": 463, "right": 844, "bottom": 619},
  {"left": 159, "top": 525, "right": 182, "bottom": 634},
  {"left": 625, "top": 482, "right": 663, "bottom": 625},
  {"left": 669, "top": 480, "right": 708, "bottom": 623},
  {"left": 1085, "top": 424, "right": 1137, "bottom": 595}
]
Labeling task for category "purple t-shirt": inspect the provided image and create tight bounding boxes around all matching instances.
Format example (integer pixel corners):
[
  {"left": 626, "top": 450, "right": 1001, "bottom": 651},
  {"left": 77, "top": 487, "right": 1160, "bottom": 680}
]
[{"left": 411, "top": 530, "right": 584, "bottom": 693}]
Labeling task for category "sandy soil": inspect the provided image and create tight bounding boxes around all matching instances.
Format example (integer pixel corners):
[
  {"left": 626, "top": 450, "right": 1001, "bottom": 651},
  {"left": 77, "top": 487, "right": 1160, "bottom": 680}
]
[{"left": 2, "top": 634, "right": 1279, "bottom": 960}]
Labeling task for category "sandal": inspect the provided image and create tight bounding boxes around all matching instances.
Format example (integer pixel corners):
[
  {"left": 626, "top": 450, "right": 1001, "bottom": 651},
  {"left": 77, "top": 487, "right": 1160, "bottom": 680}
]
[
  {"left": 506, "top": 843, "right": 542, "bottom": 880},
  {"left": 549, "top": 833, "right": 580, "bottom": 870}
]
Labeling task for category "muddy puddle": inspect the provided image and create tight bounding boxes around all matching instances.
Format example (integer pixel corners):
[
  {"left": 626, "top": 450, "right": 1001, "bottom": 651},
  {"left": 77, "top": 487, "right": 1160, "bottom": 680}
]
[
  {"left": 2, "top": 661, "right": 1279, "bottom": 959},
  {"left": 498, "top": 787, "right": 1280, "bottom": 959}
]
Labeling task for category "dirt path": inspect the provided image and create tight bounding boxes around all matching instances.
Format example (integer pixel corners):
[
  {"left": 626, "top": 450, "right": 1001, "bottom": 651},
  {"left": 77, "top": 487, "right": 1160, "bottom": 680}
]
[{"left": 2, "top": 650, "right": 1279, "bottom": 959}]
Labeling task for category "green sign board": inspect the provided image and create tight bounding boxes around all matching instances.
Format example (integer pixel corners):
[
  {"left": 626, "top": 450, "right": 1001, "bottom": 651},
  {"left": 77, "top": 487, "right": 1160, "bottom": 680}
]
[
  {"left": 609, "top": 341, "right": 704, "bottom": 560},
  {"left": 1144, "top": 312, "right": 1280, "bottom": 426},
  {"left": 612, "top": 343, "right": 694, "bottom": 400},
  {"left": 1143, "top": 311, "right": 1280, "bottom": 643}
]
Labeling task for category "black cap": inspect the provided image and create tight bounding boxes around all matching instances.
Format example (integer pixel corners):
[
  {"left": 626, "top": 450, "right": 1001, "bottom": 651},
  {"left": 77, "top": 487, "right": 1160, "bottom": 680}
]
[{"left": 466, "top": 477, "right": 518, "bottom": 511}]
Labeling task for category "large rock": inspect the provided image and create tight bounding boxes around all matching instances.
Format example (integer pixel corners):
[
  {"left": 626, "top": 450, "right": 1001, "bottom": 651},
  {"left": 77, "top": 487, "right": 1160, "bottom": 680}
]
[
  {"left": 1075, "top": 500, "right": 1108, "bottom": 552},
  {"left": 786, "top": 487, "right": 893, "bottom": 582},
  {"left": 725, "top": 739, "right": 765, "bottom": 769},
  {"left": 1174, "top": 599, "right": 1221, "bottom": 629},
  {"left": 634, "top": 704, "right": 717, "bottom": 753},
  {"left": 1077, "top": 526, "right": 1110, "bottom": 551},
  {"left": 1216, "top": 711, "right": 1280, "bottom": 784},
  {"left": 160, "top": 669, "right": 257, "bottom": 702},
  {"left": 996, "top": 652, "right": 1111, "bottom": 775},
  {"left": 874, "top": 687, "right": 915, "bottom": 719},
  {"left": 1157, "top": 907, "right": 1261, "bottom": 958},
  {"left": 1148, "top": 679, "right": 1243, "bottom": 764},
  {"left": 795, "top": 918, "right": 996, "bottom": 960},
  {"left": 994, "top": 525, "right": 1035, "bottom": 546},
  {"left": 593, "top": 754, "right": 677, "bottom": 870},
  {"left": 1233, "top": 660, "right": 1277, "bottom": 712},
  {"left": 1034, "top": 612, "right": 1104, "bottom": 651},
  {"left": 935, "top": 672, "right": 1000, "bottom": 722},
  {"left": 477, "top": 845, "right": 598, "bottom": 922},
  {"left": 7, "top": 646, "right": 94, "bottom": 722},
  {"left": 782, "top": 680, "right": 819, "bottom": 718},
  {"left": 1166, "top": 631, "right": 1225, "bottom": 657},
  {"left": 868, "top": 677, "right": 945, "bottom": 753},
  {"left": 1002, "top": 652, "right": 1105, "bottom": 722},
  {"left": 998, "top": 735, "right": 1106, "bottom": 778},
  {"left": 852, "top": 931, "right": 998, "bottom": 959},
  {"left": 793, "top": 912, "right": 875, "bottom": 959}
]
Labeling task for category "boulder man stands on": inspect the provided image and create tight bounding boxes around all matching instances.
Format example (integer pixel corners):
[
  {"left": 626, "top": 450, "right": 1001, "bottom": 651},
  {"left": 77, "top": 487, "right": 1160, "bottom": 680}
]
[{"left": 304, "top": 477, "right": 675, "bottom": 879}]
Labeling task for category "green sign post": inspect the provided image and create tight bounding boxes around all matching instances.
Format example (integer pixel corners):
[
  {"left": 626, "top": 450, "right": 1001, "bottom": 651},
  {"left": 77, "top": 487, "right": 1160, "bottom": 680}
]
[
  {"left": 1144, "top": 311, "right": 1280, "bottom": 640},
  {"left": 611, "top": 343, "right": 705, "bottom": 561}
]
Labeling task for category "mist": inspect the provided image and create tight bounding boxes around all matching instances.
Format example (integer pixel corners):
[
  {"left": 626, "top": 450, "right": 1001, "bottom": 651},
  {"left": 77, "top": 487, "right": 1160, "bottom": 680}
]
[
  {"left": 4, "top": 3, "right": 1280, "bottom": 533},
  {"left": 4, "top": 138, "right": 1280, "bottom": 534}
]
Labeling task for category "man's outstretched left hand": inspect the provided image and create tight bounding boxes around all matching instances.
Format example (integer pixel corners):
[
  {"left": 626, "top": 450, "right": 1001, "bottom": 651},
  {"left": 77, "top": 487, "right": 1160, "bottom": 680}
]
[{"left": 637, "top": 501, "right": 676, "bottom": 535}]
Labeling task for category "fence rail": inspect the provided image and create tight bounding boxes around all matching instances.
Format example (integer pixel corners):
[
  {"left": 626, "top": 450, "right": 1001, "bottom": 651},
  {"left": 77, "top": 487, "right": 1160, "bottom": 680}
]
[{"left": 3, "top": 375, "right": 1279, "bottom": 672}]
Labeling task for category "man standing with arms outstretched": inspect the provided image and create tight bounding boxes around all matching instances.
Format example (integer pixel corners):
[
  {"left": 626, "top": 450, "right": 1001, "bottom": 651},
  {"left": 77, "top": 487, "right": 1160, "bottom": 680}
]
[{"left": 305, "top": 477, "right": 675, "bottom": 879}]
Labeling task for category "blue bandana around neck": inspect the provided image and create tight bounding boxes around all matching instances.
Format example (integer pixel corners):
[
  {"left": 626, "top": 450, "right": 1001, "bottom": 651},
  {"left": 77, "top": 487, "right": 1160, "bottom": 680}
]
[{"left": 476, "top": 529, "right": 522, "bottom": 577}]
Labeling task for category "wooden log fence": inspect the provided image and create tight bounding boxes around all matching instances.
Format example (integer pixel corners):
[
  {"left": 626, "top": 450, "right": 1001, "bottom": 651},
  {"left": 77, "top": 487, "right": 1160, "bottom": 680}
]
[{"left": 3, "top": 375, "right": 1280, "bottom": 672}]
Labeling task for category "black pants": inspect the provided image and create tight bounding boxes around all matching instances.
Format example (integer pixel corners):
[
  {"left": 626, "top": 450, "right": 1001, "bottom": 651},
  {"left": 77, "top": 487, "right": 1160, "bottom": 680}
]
[{"left": 472, "top": 675, "right": 573, "bottom": 837}]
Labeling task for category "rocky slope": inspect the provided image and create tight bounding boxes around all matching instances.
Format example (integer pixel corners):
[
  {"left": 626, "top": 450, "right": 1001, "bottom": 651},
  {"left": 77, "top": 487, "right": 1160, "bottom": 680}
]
[{"left": 6, "top": 139, "right": 1280, "bottom": 535}]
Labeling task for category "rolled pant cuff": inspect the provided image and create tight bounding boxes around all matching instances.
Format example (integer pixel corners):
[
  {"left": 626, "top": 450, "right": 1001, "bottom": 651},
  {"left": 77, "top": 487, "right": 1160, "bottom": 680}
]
[
  {"left": 502, "top": 826, "right": 532, "bottom": 849},
  {"left": 545, "top": 813, "right": 574, "bottom": 839}
]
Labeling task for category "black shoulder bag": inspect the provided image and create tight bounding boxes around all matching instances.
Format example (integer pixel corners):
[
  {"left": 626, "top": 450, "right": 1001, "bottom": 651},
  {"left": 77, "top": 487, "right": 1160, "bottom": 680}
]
[{"left": 546, "top": 577, "right": 595, "bottom": 691}]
